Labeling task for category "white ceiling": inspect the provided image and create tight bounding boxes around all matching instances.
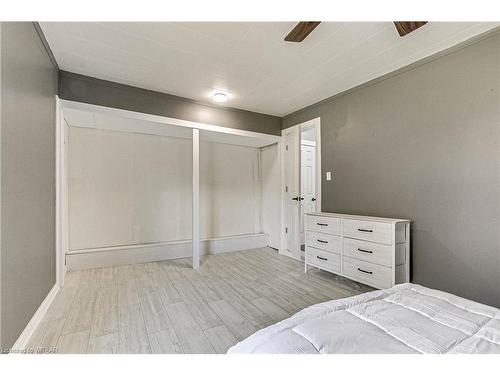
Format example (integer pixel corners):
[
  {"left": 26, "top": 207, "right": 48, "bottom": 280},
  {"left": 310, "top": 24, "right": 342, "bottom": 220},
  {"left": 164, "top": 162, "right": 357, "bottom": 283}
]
[{"left": 41, "top": 22, "right": 500, "bottom": 116}]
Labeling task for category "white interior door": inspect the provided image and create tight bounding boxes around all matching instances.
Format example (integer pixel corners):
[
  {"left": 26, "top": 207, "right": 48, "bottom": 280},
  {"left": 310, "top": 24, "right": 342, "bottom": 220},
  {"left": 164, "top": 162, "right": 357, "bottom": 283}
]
[
  {"left": 261, "top": 144, "right": 281, "bottom": 249},
  {"left": 282, "top": 126, "right": 300, "bottom": 259},
  {"left": 300, "top": 143, "right": 316, "bottom": 244}
]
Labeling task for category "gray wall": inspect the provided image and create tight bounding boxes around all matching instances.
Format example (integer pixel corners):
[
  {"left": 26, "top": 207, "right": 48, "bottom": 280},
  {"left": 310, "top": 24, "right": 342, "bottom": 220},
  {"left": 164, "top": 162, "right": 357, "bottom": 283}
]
[
  {"left": 59, "top": 71, "right": 282, "bottom": 136},
  {"left": 283, "top": 34, "right": 500, "bottom": 308},
  {"left": 0, "top": 22, "right": 58, "bottom": 348}
]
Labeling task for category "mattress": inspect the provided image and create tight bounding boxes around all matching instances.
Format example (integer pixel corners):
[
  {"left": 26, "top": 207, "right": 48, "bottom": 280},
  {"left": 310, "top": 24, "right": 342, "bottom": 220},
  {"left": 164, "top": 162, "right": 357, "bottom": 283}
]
[{"left": 228, "top": 283, "right": 500, "bottom": 354}]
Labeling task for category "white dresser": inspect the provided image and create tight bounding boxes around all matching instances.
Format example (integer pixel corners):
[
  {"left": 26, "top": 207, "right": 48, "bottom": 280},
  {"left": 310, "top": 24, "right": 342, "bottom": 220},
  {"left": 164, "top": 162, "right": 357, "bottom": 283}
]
[{"left": 304, "top": 212, "right": 410, "bottom": 289}]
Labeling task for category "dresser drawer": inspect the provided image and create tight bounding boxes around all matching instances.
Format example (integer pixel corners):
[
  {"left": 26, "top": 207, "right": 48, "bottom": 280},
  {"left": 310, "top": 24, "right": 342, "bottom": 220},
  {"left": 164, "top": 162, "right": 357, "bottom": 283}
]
[
  {"left": 342, "top": 237, "right": 392, "bottom": 267},
  {"left": 342, "top": 256, "right": 392, "bottom": 289},
  {"left": 306, "top": 215, "right": 341, "bottom": 235},
  {"left": 342, "top": 219, "right": 392, "bottom": 245},
  {"left": 306, "top": 232, "right": 340, "bottom": 254},
  {"left": 306, "top": 247, "right": 341, "bottom": 274}
]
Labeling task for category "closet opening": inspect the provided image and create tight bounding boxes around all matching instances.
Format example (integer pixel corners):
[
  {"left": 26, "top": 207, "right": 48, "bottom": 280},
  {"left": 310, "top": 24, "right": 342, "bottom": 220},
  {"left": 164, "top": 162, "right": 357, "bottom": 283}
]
[{"left": 55, "top": 97, "right": 281, "bottom": 285}]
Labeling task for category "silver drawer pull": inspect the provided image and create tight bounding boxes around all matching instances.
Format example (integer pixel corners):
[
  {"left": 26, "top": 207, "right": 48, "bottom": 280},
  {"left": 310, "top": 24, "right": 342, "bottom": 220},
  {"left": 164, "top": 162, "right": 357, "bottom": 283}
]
[
  {"left": 317, "top": 239, "right": 328, "bottom": 244},
  {"left": 357, "top": 248, "right": 373, "bottom": 254},
  {"left": 317, "top": 256, "right": 328, "bottom": 261},
  {"left": 357, "top": 228, "right": 373, "bottom": 233},
  {"left": 358, "top": 268, "right": 373, "bottom": 274},
  {"left": 317, "top": 223, "right": 328, "bottom": 226}
]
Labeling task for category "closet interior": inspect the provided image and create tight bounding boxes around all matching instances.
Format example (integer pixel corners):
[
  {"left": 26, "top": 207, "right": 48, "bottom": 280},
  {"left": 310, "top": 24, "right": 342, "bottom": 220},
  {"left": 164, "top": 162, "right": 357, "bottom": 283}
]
[{"left": 58, "top": 100, "right": 281, "bottom": 271}]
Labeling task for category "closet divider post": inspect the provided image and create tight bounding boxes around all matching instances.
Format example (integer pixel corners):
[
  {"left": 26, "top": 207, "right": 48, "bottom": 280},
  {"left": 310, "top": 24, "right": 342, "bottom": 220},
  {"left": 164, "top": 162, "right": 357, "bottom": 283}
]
[{"left": 192, "top": 128, "right": 200, "bottom": 270}]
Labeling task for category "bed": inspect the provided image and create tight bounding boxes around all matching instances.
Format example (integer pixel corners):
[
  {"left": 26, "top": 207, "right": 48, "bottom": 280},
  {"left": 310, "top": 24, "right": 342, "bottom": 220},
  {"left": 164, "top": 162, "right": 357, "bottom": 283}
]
[{"left": 227, "top": 283, "right": 500, "bottom": 354}]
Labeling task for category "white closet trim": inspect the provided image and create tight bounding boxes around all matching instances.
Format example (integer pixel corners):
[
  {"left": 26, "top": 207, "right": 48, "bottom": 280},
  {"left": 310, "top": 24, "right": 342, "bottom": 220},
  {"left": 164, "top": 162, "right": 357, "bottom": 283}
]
[
  {"left": 192, "top": 128, "right": 200, "bottom": 270},
  {"left": 61, "top": 99, "right": 280, "bottom": 147},
  {"left": 65, "top": 233, "right": 269, "bottom": 270}
]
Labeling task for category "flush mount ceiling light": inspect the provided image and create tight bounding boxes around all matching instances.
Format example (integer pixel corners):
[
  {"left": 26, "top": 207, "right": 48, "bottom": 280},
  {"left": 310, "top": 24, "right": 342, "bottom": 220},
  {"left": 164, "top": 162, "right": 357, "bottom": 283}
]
[{"left": 212, "top": 92, "right": 228, "bottom": 103}]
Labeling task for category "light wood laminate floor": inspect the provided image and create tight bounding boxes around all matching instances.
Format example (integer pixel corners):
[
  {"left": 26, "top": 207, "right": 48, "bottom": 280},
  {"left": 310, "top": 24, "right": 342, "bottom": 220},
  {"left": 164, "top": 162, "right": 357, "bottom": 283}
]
[{"left": 28, "top": 247, "right": 373, "bottom": 354}]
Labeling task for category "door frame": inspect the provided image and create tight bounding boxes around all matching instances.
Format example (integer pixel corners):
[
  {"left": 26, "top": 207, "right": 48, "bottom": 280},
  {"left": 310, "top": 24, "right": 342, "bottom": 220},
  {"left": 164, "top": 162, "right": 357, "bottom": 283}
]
[
  {"left": 280, "top": 117, "right": 321, "bottom": 260},
  {"left": 300, "top": 118, "right": 321, "bottom": 212},
  {"left": 55, "top": 96, "right": 68, "bottom": 287}
]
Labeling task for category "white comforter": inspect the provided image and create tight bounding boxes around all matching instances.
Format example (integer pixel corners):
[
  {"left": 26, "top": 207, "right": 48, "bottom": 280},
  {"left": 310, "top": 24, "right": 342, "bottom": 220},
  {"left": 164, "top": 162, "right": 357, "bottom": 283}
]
[{"left": 228, "top": 283, "right": 500, "bottom": 354}]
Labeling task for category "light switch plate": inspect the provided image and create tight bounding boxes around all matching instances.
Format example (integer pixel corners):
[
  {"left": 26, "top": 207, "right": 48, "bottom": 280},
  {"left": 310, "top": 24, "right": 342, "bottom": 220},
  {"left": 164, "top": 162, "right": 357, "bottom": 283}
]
[{"left": 326, "top": 171, "right": 332, "bottom": 181}]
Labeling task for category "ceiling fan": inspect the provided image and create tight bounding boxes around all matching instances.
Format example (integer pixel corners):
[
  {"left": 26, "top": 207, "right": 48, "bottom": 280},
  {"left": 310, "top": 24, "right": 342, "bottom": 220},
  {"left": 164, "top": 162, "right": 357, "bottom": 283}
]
[{"left": 284, "top": 21, "right": 428, "bottom": 42}]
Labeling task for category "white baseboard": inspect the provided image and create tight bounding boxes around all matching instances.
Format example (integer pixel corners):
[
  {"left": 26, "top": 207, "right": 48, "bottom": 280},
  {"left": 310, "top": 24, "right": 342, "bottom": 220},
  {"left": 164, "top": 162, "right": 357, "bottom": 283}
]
[
  {"left": 66, "top": 233, "right": 269, "bottom": 270},
  {"left": 9, "top": 284, "right": 60, "bottom": 353}
]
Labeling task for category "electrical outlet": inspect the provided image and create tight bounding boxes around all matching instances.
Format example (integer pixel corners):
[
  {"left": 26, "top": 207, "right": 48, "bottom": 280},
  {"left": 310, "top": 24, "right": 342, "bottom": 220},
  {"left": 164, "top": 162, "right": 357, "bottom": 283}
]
[{"left": 326, "top": 171, "right": 332, "bottom": 181}]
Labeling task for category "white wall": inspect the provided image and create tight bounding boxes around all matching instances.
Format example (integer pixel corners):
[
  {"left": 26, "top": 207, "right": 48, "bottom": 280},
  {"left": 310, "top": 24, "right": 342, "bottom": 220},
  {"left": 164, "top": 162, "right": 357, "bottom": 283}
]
[
  {"left": 68, "top": 126, "right": 262, "bottom": 251},
  {"left": 261, "top": 143, "right": 281, "bottom": 249},
  {"left": 200, "top": 141, "right": 261, "bottom": 239}
]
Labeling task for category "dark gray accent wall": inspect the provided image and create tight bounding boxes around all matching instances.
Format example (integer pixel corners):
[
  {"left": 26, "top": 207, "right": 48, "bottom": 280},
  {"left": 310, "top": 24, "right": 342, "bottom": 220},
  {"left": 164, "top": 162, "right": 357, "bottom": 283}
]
[
  {"left": 283, "top": 34, "right": 500, "bottom": 308},
  {"left": 1, "top": 22, "right": 58, "bottom": 348},
  {"left": 59, "top": 71, "right": 282, "bottom": 136}
]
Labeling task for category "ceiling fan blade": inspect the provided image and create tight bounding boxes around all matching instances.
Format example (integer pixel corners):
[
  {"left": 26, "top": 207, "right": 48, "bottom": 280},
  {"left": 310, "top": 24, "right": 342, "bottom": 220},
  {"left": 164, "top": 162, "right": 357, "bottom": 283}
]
[
  {"left": 285, "top": 22, "right": 321, "bottom": 42},
  {"left": 394, "top": 21, "right": 428, "bottom": 37}
]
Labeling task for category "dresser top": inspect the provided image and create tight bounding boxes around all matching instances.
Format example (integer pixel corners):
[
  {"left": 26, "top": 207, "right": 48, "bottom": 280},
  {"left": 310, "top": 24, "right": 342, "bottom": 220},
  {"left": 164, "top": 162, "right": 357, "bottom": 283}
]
[{"left": 305, "top": 212, "right": 410, "bottom": 224}]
